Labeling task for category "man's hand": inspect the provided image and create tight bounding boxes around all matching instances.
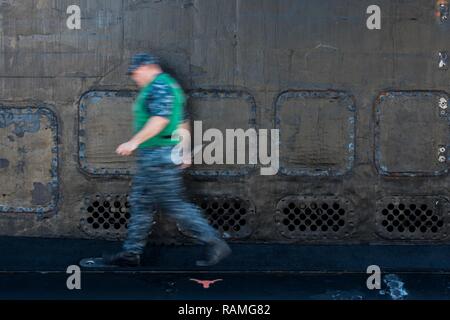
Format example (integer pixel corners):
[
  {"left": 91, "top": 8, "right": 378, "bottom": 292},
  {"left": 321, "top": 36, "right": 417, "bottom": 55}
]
[{"left": 116, "top": 141, "right": 139, "bottom": 156}]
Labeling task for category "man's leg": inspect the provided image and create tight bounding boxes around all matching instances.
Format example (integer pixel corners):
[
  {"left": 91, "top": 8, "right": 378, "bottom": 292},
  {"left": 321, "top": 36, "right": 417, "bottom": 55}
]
[
  {"left": 164, "top": 198, "right": 220, "bottom": 243},
  {"left": 102, "top": 164, "right": 156, "bottom": 266},
  {"left": 122, "top": 172, "right": 156, "bottom": 254},
  {"left": 157, "top": 165, "right": 231, "bottom": 266}
]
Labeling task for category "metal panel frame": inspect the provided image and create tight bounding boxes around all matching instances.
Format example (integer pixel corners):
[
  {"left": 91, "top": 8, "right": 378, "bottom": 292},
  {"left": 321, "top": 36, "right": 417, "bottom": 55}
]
[
  {"left": 274, "top": 90, "right": 356, "bottom": 177},
  {"left": 0, "top": 105, "right": 59, "bottom": 214},
  {"left": 79, "top": 89, "right": 258, "bottom": 178},
  {"left": 374, "top": 91, "right": 450, "bottom": 177},
  {"left": 78, "top": 90, "right": 137, "bottom": 177},
  {"left": 186, "top": 89, "right": 258, "bottom": 177}
]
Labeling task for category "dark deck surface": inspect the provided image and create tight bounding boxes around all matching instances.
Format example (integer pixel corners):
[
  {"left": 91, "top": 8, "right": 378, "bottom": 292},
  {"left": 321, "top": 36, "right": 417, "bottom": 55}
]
[{"left": 0, "top": 236, "right": 449, "bottom": 300}]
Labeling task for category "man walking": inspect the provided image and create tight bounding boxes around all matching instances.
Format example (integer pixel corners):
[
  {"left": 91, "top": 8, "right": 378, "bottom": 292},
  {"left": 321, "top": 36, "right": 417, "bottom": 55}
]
[{"left": 81, "top": 53, "right": 231, "bottom": 267}]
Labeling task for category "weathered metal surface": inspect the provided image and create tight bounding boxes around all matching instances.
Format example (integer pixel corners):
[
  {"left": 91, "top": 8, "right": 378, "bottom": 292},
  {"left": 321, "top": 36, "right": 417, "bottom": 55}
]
[
  {"left": 0, "top": 0, "right": 123, "bottom": 78},
  {"left": 78, "top": 91, "right": 136, "bottom": 177},
  {"left": 0, "top": 106, "right": 59, "bottom": 214},
  {"left": 0, "top": 0, "right": 449, "bottom": 245}
]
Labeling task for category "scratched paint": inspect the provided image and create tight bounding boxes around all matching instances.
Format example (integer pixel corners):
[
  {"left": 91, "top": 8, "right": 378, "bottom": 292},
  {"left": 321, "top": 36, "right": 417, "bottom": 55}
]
[
  {"left": 380, "top": 274, "right": 408, "bottom": 300},
  {"left": 0, "top": 106, "right": 59, "bottom": 214},
  {"left": 0, "top": 110, "right": 40, "bottom": 138}
]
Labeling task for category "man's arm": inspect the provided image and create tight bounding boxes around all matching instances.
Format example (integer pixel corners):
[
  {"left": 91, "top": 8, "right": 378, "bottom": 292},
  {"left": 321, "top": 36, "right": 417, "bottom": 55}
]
[
  {"left": 116, "top": 78, "right": 174, "bottom": 156},
  {"left": 116, "top": 116, "right": 169, "bottom": 156},
  {"left": 130, "top": 116, "right": 169, "bottom": 146},
  {"left": 180, "top": 119, "right": 190, "bottom": 129}
]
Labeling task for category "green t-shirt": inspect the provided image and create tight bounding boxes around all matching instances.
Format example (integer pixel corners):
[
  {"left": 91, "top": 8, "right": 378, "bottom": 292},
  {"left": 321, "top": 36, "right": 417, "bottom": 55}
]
[{"left": 132, "top": 73, "right": 186, "bottom": 148}]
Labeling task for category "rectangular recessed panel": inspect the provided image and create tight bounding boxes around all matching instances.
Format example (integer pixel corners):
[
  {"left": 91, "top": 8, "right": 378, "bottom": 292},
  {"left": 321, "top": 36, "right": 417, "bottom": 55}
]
[
  {"left": 275, "top": 91, "right": 355, "bottom": 176},
  {"left": 79, "top": 91, "right": 136, "bottom": 176},
  {"left": 0, "top": 106, "right": 58, "bottom": 213},
  {"left": 375, "top": 91, "right": 449, "bottom": 176},
  {"left": 79, "top": 90, "right": 258, "bottom": 177},
  {"left": 187, "top": 90, "right": 257, "bottom": 176},
  {"left": 376, "top": 196, "right": 449, "bottom": 240}
]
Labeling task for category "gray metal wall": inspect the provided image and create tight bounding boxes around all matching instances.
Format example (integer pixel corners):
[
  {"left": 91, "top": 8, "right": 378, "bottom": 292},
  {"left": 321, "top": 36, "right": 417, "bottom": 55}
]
[{"left": 0, "top": 0, "right": 449, "bottom": 245}]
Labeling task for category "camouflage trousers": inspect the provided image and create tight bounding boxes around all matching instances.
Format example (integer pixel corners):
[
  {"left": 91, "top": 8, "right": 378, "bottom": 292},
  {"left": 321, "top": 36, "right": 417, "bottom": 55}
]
[{"left": 123, "top": 146, "right": 220, "bottom": 254}]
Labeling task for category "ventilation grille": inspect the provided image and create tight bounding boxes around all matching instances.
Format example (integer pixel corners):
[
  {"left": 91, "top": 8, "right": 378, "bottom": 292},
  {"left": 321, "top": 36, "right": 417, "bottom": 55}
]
[
  {"left": 80, "top": 194, "right": 131, "bottom": 239},
  {"left": 178, "top": 196, "right": 255, "bottom": 239},
  {"left": 275, "top": 196, "right": 355, "bottom": 240},
  {"left": 376, "top": 196, "right": 448, "bottom": 240}
]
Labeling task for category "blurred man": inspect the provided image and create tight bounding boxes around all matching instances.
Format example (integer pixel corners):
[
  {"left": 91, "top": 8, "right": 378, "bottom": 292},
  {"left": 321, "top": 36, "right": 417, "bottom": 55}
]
[{"left": 83, "top": 53, "right": 231, "bottom": 267}]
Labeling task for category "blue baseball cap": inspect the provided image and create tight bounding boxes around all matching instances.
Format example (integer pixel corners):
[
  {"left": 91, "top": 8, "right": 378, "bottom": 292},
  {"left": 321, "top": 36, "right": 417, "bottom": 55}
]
[{"left": 127, "top": 53, "right": 160, "bottom": 75}]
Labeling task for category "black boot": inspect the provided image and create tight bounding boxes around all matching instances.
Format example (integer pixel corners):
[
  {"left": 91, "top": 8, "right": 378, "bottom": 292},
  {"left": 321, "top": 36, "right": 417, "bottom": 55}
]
[
  {"left": 196, "top": 238, "right": 232, "bottom": 267},
  {"left": 102, "top": 251, "right": 141, "bottom": 267}
]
